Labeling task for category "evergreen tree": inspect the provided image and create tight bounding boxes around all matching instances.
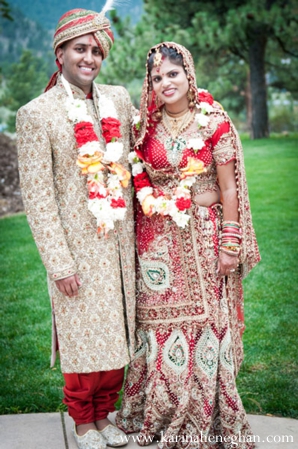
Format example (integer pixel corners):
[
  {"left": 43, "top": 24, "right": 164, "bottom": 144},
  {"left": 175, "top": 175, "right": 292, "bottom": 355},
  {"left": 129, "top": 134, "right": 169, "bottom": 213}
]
[
  {"left": 142, "top": 0, "right": 298, "bottom": 139},
  {"left": 0, "top": 0, "right": 12, "bottom": 20},
  {"left": 2, "top": 50, "right": 48, "bottom": 132}
]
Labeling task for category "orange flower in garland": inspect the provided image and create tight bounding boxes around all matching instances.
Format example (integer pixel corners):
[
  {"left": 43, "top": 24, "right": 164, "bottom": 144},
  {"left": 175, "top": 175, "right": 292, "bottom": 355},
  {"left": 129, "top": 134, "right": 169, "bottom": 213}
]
[
  {"left": 108, "top": 162, "right": 131, "bottom": 188},
  {"left": 77, "top": 152, "right": 105, "bottom": 175},
  {"left": 62, "top": 75, "right": 130, "bottom": 237},
  {"left": 180, "top": 157, "right": 206, "bottom": 179}
]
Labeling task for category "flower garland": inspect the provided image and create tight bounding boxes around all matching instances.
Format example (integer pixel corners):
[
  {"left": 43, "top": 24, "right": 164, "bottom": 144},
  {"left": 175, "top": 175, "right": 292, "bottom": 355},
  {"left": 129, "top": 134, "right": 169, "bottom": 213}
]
[
  {"left": 129, "top": 152, "right": 206, "bottom": 228},
  {"left": 62, "top": 75, "right": 130, "bottom": 237},
  {"left": 130, "top": 89, "right": 214, "bottom": 228}
]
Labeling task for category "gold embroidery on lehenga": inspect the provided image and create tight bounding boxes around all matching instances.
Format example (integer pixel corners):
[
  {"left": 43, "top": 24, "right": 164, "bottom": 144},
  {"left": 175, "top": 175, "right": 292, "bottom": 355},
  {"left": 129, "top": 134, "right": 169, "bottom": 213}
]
[
  {"left": 220, "top": 329, "right": 235, "bottom": 375},
  {"left": 146, "top": 329, "right": 158, "bottom": 363},
  {"left": 134, "top": 330, "right": 146, "bottom": 359}
]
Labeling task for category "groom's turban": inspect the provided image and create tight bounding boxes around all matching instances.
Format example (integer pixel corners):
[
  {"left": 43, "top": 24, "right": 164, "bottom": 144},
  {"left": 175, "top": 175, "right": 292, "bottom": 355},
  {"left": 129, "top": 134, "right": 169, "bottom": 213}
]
[
  {"left": 45, "top": 8, "right": 115, "bottom": 91},
  {"left": 53, "top": 8, "right": 114, "bottom": 60}
]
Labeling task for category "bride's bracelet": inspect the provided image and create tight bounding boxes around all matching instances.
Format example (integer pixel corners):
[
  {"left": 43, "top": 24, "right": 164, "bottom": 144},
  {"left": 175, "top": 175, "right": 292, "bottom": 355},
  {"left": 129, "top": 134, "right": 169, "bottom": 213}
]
[
  {"left": 220, "top": 246, "right": 240, "bottom": 257},
  {"left": 221, "top": 221, "right": 242, "bottom": 253},
  {"left": 221, "top": 242, "right": 240, "bottom": 248},
  {"left": 221, "top": 233, "right": 242, "bottom": 239},
  {"left": 222, "top": 220, "right": 241, "bottom": 229}
]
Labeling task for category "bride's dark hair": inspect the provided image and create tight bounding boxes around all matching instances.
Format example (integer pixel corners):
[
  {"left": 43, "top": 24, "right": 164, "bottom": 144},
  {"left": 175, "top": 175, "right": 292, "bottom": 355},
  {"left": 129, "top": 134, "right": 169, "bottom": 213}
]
[{"left": 147, "top": 46, "right": 185, "bottom": 74}]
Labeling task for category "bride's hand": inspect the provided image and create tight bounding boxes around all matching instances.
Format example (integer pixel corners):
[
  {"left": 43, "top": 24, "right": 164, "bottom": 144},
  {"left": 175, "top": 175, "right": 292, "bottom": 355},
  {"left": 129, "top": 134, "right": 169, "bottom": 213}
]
[{"left": 217, "top": 252, "right": 238, "bottom": 276}]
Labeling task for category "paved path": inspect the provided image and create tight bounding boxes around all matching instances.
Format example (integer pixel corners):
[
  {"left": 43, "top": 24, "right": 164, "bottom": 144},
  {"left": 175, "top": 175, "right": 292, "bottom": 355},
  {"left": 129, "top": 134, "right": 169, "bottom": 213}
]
[{"left": 0, "top": 412, "right": 297, "bottom": 448}]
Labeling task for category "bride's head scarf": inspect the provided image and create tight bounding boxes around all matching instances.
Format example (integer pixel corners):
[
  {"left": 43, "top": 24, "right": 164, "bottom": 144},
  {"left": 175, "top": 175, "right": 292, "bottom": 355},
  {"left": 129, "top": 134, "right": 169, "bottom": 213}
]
[{"left": 135, "top": 42, "right": 198, "bottom": 150}]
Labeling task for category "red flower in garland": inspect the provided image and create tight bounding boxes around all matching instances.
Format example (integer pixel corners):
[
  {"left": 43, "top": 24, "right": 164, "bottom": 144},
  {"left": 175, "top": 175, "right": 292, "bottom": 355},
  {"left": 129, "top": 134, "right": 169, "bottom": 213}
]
[
  {"left": 87, "top": 180, "right": 107, "bottom": 200},
  {"left": 175, "top": 197, "right": 192, "bottom": 211},
  {"left": 74, "top": 122, "right": 99, "bottom": 147},
  {"left": 89, "top": 191, "right": 107, "bottom": 200},
  {"left": 198, "top": 91, "right": 214, "bottom": 105},
  {"left": 101, "top": 117, "right": 122, "bottom": 143},
  {"left": 111, "top": 198, "right": 126, "bottom": 208},
  {"left": 134, "top": 172, "right": 152, "bottom": 191}
]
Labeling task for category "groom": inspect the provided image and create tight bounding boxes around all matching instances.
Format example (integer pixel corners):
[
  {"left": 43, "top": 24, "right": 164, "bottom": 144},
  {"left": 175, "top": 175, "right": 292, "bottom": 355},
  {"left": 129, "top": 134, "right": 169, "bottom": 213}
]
[{"left": 16, "top": 6, "right": 135, "bottom": 449}]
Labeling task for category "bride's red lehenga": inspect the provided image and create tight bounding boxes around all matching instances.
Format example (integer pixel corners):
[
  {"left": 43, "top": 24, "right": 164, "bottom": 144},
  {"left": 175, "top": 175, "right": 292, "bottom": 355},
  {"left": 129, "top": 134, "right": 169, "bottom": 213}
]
[{"left": 116, "top": 43, "right": 260, "bottom": 449}]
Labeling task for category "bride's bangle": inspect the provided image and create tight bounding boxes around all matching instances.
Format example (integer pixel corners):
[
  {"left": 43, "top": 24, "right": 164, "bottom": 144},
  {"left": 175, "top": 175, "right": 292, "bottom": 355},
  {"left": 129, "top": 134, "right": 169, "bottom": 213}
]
[{"left": 220, "top": 246, "right": 240, "bottom": 257}]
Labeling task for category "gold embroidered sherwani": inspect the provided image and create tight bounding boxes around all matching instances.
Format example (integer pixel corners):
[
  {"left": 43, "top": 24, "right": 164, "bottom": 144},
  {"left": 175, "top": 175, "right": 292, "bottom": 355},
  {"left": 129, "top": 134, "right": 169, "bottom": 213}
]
[{"left": 16, "top": 77, "right": 136, "bottom": 373}]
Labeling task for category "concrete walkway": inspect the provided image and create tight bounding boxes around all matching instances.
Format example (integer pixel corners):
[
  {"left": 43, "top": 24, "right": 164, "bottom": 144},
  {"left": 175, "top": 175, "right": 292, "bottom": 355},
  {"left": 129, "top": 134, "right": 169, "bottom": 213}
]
[{"left": 0, "top": 412, "right": 297, "bottom": 449}]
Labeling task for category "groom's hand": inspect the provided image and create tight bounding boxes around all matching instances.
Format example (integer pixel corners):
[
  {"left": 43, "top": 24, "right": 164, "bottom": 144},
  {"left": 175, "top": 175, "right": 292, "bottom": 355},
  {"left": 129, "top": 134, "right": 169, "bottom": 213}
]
[{"left": 55, "top": 274, "right": 81, "bottom": 297}]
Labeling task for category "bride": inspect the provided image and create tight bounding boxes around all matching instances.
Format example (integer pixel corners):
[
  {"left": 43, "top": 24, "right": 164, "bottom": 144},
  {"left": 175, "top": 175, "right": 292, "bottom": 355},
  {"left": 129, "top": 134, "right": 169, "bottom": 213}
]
[{"left": 116, "top": 42, "right": 260, "bottom": 449}]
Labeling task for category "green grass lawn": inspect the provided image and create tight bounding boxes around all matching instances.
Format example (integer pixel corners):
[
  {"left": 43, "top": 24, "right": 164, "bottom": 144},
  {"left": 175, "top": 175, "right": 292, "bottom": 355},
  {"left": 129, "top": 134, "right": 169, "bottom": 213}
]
[
  {"left": 238, "top": 136, "right": 298, "bottom": 418},
  {"left": 0, "top": 136, "right": 297, "bottom": 417},
  {"left": 0, "top": 213, "right": 65, "bottom": 414}
]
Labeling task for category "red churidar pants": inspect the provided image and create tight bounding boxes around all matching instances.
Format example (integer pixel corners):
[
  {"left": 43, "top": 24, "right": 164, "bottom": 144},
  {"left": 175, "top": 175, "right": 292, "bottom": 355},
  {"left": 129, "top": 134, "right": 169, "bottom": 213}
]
[{"left": 63, "top": 368, "right": 124, "bottom": 425}]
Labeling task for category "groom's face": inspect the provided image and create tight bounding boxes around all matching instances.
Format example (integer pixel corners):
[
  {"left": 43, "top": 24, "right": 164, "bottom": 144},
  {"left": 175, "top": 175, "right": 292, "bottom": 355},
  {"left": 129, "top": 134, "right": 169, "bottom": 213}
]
[{"left": 56, "top": 33, "right": 103, "bottom": 95}]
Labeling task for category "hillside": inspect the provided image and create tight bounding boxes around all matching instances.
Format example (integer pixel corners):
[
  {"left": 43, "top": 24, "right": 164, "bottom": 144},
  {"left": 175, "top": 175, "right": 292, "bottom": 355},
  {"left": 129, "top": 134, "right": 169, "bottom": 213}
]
[
  {"left": 8, "top": 0, "right": 143, "bottom": 30},
  {"left": 0, "top": 1, "right": 143, "bottom": 74},
  {"left": 0, "top": 5, "right": 53, "bottom": 74}
]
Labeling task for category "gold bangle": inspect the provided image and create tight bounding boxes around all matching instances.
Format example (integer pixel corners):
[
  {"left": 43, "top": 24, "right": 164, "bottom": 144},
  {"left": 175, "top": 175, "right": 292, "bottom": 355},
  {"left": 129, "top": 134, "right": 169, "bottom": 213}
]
[
  {"left": 220, "top": 247, "right": 240, "bottom": 257},
  {"left": 223, "top": 246, "right": 240, "bottom": 252}
]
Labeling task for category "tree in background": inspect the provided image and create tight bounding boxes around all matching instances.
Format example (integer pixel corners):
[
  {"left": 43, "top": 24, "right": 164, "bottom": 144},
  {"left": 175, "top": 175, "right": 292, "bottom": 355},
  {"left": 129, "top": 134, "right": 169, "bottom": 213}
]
[
  {"left": 0, "top": 0, "right": 12, "bottom": 88},
  {"left": 1, "top": 1, "right": 297, "bottom": 136},
  {"left": 0, "top": 0, "right": 12, "bottom": 20},
  {"left": 0, "top": 5, "right": 53, "bottom": 75},
  {"left": 2, "top": 50, "right": 48, "bottom": 132},
  {"left": 102, "top": 10, "right": 249, "bottom": 121},
  {"left": 141, "top": 0, "right": 298, "bottom": 139}
]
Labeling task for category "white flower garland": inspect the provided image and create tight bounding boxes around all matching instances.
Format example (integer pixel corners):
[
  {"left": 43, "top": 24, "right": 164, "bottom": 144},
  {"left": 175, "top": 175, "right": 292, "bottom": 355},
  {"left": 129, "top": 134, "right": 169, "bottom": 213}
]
[{"left": 62, "top": 75, "right": 129, "bottom": 236}]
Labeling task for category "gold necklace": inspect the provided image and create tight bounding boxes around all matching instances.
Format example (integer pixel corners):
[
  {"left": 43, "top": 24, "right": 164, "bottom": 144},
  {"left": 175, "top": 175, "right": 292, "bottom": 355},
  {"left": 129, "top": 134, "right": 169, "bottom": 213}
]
[
  {"left": 162, "top": 108, "right": 194, "bottom": 140},
  {"left": 165, "top": 107, "right": 189, "bottom": 118},
  {"left": 161, "top": 108, "right": 195, "bottom": 167}
]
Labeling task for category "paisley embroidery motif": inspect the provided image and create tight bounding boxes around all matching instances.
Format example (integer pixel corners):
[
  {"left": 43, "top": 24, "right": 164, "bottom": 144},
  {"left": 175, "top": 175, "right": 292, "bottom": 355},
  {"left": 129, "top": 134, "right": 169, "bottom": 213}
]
[
  {"left": 139, "top": 258, "right": 170, "bottom": 291},
  {"left": 163, "top": 330, "right": 189, "bottom": 374},
  {"left": 195, "top": 326, "right": 219, "bottom": 379}
]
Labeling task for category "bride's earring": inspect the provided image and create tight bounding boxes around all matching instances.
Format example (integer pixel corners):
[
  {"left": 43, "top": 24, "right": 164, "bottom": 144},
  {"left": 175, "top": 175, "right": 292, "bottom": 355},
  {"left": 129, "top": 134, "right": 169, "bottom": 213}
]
[
  {"left": 153, "top": 94, "right": 162, "bottom": 120},
  {"left": 187, "top": 89, "right": 195, "bottom": 109}
]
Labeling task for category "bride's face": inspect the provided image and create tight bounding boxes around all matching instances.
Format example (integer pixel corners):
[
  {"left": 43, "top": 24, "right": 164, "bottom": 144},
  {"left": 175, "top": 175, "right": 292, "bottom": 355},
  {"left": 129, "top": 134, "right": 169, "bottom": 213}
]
[{"left": 151, "top": 57, "right": 189, "bottom": 111}]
